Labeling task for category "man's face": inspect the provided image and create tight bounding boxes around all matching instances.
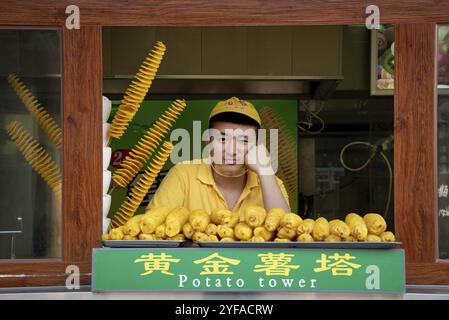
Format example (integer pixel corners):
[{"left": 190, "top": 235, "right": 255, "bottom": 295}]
[{"left": 208, "top": 121, "right": 257, "bottom": 176}]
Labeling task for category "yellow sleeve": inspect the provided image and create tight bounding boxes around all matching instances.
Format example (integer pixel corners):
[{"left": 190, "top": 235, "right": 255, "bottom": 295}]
[
  {"left": 275, "top": 176, "right": 290, "bottom": 210},
  {"left": 147, "top": 164, "right": 185, "bottom": 211}
]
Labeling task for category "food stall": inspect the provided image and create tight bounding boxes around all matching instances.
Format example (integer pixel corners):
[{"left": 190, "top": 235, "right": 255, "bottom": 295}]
[{"left": 0, "top": 0, "right": 448, "bottom": 299}]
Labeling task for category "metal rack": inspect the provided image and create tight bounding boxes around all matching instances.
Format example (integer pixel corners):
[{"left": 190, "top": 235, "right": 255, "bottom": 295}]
[{"left": 0, "top": 216, "right": 23, "bottom": 259}]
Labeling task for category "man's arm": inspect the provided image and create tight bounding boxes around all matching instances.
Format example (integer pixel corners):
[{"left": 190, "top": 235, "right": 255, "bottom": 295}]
[
  {"left": 259, "top": 174, "right": 291, "bottom": 212},
  {"left": 245, "top": 144, "right": 291, "bottom": 212}
]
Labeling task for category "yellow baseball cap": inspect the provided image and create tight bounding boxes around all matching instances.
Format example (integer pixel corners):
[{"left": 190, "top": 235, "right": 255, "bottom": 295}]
[{"left": 209, "top": 97, "right": 261, "bottom": 126}]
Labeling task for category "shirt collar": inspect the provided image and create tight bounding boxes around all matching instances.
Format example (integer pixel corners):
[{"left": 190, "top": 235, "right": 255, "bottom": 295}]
[{"left": 197, "top": 160, "right": 259, "bottom": 190}]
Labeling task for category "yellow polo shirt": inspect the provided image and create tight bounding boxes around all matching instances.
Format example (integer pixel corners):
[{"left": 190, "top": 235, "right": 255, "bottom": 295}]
[{"left": 147, "top": 159, "right": 290, "bottom": 218}]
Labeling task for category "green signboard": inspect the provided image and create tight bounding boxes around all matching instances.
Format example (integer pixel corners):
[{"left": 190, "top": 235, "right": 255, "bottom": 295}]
[{"left": 92, "top": 248, "right": 405, "bottom": 294}]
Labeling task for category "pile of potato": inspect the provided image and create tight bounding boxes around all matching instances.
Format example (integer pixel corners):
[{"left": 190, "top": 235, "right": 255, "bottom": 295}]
[
  {"left": 102, "top": 206, "right": 396, "bottom": 243},
  {"left": 103, "top": 206, "right": 189, "bottom": 241},
  {"left": 205, "top": 207, "right": 395, "bottom": 243}
]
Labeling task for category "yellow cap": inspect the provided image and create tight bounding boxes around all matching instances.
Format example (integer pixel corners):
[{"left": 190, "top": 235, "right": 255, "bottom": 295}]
[{"left": 209, "top": 97, "right": 261, "bottom": 126}]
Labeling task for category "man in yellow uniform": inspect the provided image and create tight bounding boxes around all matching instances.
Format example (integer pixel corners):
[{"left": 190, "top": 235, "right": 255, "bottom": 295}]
[{"left": 147, "top": 97, "right": 290, "bottom": 218}]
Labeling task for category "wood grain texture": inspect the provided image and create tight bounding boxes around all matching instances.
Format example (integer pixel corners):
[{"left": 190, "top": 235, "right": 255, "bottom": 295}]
[
  {"left": 0, "top": 274, "right": 91, "bottom": 288},
  {"left": 407, "top": 263, "right": 449, "bottom": 285},
  {"left": 1, "top": 1, "right": 449, "bottom": 26},
  {"left": 62, "top": 26, "right": 103, "bottom": 262},
  {"left": 394, "top": 24, "right": 437, "bottom": 263},
  {"left": 0, "top": 261, "right": 92, "bottom": 288}
]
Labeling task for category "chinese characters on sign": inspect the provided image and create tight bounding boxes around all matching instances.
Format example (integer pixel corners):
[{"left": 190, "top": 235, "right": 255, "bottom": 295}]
[
  {"left": 93, "top": 248, "right": 405, "bottom": 293},
  {"left": 253, "top": 253, "right": 300, "bottom": 276},
  {"left": 314, "top": 253, "right": 361, "bottom": 276},
  {"left": 134, "top": 253, "right": 180, "bottom": 276},
  {"left": 134, "top": 251, "right": 361, "bottom": 277},
  {"left": 194, "top": 253, "right": 241, "bottom": 275}
]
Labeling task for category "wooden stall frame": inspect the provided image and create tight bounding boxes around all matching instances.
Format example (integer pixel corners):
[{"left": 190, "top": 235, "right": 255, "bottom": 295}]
[{"left": 0, "top": 0, "right": 447, "bottom": 287}]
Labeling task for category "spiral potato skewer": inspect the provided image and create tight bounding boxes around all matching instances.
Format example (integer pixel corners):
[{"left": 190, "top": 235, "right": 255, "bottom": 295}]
[
  {"left": 112, "top": 99, "right": 186, "bottom": 188},
  {"left": 6, "top": 121, "right": 62, "bottom": 200},
  {"left": 7, "top": 74, "right": 62, "bottom": 150},
  {"left": 109, "top": 41, "right": 166, "bottom": 141},
  {"left": 260, "top": 107, "right": 297, "bottom": 196},
  {"left": 110, "top": 141, "right": 174, "bottom": 228}
]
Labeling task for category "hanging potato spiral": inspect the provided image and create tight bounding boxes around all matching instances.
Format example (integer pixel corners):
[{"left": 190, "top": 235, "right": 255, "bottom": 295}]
[
  {"left": 7, "top": 74, "right": 62, "bottom": 150},
  {"left": 110, "top": 141, "right": 173, "bottom": 228},
  {"left": 112, "top": 99, "right": 186, "bottom": 187},
  {"left": 109, "top": 41, "right": 166, "bottom": 140},
  {"left": 259, "top": 107, "right": 297, "bottom": 199},
  {"left": 6, "top": 121, "right": 62, "bottom": 200}
]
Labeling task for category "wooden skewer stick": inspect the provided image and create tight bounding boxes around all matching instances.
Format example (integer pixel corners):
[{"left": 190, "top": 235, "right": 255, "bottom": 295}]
[{"left": 108, "top": 186, "right": 116, "bottom": 195}]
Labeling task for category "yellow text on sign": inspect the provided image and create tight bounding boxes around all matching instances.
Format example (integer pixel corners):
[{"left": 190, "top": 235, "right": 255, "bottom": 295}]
[
  {"left": 253, "top": 252, "right": 300, "bottom": 276},
  {"left": 134, "top": 253, "right": 180, "bottom": 276},
  {"left": 314, "top": 253, "right": 361, "bottom": 276},
  {"left": 193, "top": 252, "right": 240, "bottom": 275}
]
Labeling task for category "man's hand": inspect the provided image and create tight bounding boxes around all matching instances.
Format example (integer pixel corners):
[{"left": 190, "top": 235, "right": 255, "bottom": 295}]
[{"left": 245, "top": 144, "right": 275, "bottom": 176}]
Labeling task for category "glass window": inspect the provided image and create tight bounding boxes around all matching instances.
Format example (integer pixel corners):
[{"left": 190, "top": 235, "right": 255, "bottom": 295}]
[
  {"left": 0, "top": 29, "right": 62, "bottom": 259},
  {"left": 298, "top": 98, "right": 394, "bottom": 229},
  {"left": 437, "top": 25, "right": 449, "bottom": 259},
  {"left": 299, "top": 25, "right": 395, "bottom": 231}
]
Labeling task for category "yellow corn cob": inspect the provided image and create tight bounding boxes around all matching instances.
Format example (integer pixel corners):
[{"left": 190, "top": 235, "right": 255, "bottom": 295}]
[
  {"left": 6, "top": 121, "right": 62, "bottom": 200},
  {"left": 109, "top": 41, "right": 166, "bottom": 140},
  {"left": 7, "top": 74, "right": 62, "bottom": 150}
]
